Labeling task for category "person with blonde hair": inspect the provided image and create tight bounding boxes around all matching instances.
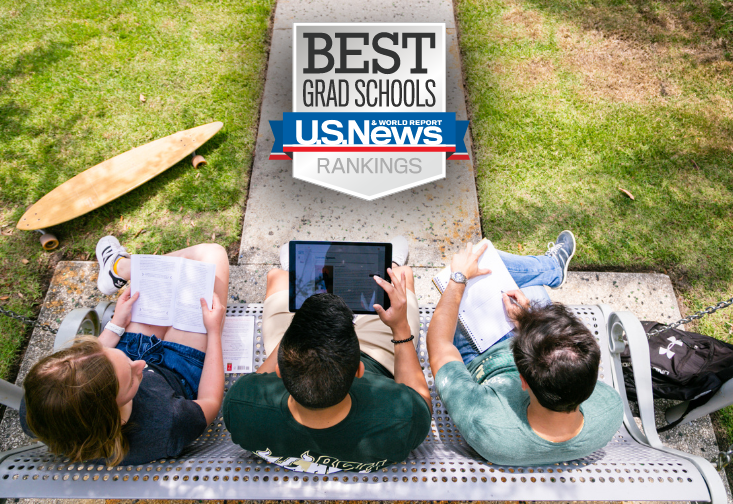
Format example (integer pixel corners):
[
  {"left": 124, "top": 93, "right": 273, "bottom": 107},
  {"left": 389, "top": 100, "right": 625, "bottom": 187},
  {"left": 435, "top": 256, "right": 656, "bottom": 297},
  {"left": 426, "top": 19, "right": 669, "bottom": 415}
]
[{"left": 19, "top": 236, "right": 229, "bottom": 465}]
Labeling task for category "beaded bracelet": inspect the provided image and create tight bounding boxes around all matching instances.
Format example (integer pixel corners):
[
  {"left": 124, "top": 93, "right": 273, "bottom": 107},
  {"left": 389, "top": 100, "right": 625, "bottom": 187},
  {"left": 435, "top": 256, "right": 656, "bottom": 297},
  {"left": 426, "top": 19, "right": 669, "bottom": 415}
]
[{"left": 391, "top": 334, "right": 415, "bottom": 344}]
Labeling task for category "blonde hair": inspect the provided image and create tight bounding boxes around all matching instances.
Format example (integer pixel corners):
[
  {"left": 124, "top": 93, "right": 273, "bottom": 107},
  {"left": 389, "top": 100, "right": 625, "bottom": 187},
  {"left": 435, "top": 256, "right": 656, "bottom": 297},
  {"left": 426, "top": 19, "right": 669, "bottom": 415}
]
[{"left": 23, "top": 336, "right": 129, "bottom": 465}]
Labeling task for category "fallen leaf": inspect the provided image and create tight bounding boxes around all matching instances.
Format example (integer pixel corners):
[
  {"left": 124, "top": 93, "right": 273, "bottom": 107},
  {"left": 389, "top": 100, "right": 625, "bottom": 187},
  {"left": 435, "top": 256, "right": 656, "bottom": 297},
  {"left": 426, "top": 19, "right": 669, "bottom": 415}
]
[
  {"left": 179, "top": 206, "right": 183, "bottom": 212},
  {"left": 211, "top": 233, "right": 215, "bottom": 241},
  {"left": 186, "top": 237, "right": 190, "bottom": 246},
  {"left": 618, "top": 187, "right": 635, "bottom": 200},
  {"left": 195, "top": 172, "right": 200, "bottom": 179},
  {"left": 134, "top": 228, "right": 146, "bottom": 238},
  {"left": 120, "top": 215, "right": 124, "bottom": 222},
  {"left": 21, "top": 259, "right": 29, "bottom": 264},
  {"left": 0, "top": 296, "right": 9, "bottom": 301},
  {"left": 517, "top": 243, "right": 523, "bottom": 252},
  {"left": 139, "top": 94, "right": 146, "bottom": 103},
  {"left": 17, "top": 292, "right": 24, "bottom": 298},
  {"left": 1, "top": 229, "right": 13, "bottom": 236},
  {"left": 692, "top": 160, "right": 700, "bottom": 170}
]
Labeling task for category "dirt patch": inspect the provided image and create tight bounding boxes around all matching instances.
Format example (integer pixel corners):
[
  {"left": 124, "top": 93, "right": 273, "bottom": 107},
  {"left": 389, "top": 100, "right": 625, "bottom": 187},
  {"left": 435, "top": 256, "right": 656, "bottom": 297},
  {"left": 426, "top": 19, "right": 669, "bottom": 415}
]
[
  {"left": 556, "top": 25, "right": 671, "bottom": 103},
  {"left": 501, "top": 5, "right": 547, "bottom": 41},
  {"left": 512, "top": 57, "right": 557, "bottom": 92}
]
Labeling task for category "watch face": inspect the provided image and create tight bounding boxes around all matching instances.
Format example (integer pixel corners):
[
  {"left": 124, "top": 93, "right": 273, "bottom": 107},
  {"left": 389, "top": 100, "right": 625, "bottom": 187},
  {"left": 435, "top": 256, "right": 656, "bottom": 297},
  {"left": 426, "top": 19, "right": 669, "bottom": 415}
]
[{"left": 452, "top": 272, "right": 467, "bottom": 284}]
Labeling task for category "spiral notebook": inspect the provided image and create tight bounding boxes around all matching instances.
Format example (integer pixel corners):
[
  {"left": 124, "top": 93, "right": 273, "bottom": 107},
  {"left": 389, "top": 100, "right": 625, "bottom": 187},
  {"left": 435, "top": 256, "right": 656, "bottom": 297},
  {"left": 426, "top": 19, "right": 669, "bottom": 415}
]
[{"left": 432, "top": 239, "right": 518, "bottom": 353}]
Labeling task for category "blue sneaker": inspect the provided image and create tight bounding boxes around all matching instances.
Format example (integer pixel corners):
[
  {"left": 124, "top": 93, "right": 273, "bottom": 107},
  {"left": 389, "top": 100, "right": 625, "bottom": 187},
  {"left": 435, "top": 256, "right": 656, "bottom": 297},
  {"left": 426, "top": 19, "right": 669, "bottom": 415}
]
[{"left": 545, "top": 230, "right": 575, "bottom": 289}]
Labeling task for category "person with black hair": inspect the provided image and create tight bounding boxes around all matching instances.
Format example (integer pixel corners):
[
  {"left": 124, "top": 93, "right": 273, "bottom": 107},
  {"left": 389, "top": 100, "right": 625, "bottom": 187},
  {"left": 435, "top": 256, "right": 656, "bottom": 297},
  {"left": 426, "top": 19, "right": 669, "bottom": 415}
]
[
  {"left": 223, "top": 237, "right": 432, "bottom": 474},
  {"left": 427, "top": 232, "right": 622, "bottom": 466}
]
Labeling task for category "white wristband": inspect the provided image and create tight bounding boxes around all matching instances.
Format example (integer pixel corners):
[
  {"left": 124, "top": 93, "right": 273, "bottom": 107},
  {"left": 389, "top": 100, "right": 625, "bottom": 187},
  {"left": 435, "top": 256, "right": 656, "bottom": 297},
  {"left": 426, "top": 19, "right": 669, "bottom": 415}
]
[{"left": 105, "top": 321, "right": 126, "bottom": 337}]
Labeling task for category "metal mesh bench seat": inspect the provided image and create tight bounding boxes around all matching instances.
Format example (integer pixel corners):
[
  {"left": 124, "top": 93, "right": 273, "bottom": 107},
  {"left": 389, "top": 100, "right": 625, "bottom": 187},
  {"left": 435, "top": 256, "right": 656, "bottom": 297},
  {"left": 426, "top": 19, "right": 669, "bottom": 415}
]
[{"left": 0, "top": 304, "right": 727, "bottom": 501}]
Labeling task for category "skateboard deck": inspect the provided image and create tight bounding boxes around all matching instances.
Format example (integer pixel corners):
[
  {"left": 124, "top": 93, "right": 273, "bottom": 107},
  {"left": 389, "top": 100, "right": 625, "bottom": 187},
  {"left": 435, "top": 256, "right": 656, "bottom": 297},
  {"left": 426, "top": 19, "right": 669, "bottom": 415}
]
[{"left": 17, "top": 122, "right": 223, "bottom": 231}]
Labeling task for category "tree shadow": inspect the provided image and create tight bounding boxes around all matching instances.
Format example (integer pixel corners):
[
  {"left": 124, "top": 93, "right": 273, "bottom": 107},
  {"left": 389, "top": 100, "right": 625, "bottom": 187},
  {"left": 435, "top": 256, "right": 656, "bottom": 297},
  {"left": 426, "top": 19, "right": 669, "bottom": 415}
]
[
  {"left": 0, "top": 42, "right": 74, "bottom": 142},
  {"left": 481, "top": 143, "right": 733, "bottom": 290},
  {"left": 524, "top": 0, "right": 732, "bottom": 56}
]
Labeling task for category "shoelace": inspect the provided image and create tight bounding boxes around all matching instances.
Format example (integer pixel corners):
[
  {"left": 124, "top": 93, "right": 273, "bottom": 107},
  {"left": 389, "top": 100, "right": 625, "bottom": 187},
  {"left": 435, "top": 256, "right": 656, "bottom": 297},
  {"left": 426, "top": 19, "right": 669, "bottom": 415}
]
[{"left": 545, "top": 242, "right": 563, "bottom": 257}]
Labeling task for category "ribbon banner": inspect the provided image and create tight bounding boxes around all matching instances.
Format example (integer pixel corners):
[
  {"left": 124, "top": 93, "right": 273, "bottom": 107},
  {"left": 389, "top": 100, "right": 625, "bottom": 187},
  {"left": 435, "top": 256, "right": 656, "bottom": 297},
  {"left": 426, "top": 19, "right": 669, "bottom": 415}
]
[{"left": 270, "top": 112, "right": 469, "bottom": 161}]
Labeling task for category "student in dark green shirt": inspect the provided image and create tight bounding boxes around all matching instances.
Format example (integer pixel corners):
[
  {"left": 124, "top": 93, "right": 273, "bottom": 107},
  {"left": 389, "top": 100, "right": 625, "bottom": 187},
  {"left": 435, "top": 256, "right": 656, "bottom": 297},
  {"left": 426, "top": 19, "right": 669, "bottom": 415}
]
[{"left": 224, "top": 242, "right": 432, "bottom": 474}]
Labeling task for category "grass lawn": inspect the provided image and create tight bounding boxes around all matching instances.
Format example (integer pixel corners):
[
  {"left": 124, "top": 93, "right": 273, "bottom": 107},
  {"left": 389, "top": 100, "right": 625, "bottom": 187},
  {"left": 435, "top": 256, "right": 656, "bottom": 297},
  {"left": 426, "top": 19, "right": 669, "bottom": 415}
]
[
  {"left": 455, "top": 0, "right": 733, "bottom": 456},
  {"left": 0, "top": 0, "right": 274, "bottom": 380}
]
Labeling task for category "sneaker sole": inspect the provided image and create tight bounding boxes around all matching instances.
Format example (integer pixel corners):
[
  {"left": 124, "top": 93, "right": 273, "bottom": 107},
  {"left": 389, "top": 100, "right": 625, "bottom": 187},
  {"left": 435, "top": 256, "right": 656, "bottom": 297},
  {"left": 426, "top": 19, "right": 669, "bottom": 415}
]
[{"left": 552, "top": 230, "right": 575, "bottom": 290}]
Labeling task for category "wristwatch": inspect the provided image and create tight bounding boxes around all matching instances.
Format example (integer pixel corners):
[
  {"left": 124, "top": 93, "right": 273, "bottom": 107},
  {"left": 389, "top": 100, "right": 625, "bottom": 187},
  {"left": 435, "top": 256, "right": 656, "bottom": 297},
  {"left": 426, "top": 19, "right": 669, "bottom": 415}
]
[
  {"left": 105, "top": 321, "right": 126, "bottom": 337},
  {"left": 450, "top": 271, "right": 468, "bottom": 285}
]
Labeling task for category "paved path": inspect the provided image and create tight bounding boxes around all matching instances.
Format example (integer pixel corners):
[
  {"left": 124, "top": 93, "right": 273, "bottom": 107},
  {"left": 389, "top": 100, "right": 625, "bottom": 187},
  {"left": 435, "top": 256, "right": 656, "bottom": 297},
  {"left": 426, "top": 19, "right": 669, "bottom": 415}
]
[{"left": 237, "top": 0, "right": 481, "bottom": 274}]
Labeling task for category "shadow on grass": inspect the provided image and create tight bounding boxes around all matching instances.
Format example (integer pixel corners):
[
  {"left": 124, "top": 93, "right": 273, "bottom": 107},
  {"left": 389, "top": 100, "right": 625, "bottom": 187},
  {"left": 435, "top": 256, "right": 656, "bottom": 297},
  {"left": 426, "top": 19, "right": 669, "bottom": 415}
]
[
  {"left": 0, "top": 42, "right": 75, "bottom": 149},
  {"left": 524, "top": 0, "right": 732, "bottom": 54},
  {"left": 483, "top": 151, "right": 733, "bottom": 292}
]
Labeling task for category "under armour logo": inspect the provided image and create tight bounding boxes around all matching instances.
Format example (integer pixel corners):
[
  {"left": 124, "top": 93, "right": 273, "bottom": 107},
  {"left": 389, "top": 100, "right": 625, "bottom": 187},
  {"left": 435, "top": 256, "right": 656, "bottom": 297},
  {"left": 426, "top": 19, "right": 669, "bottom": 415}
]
[{"left": 659, "top": 336, "right": 683, "bottom": 359}]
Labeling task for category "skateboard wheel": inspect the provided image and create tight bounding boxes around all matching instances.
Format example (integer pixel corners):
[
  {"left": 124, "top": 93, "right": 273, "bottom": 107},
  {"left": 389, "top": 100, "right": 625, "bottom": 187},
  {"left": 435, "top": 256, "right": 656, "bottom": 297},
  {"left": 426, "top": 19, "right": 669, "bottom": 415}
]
[
  {"left": 40, "top": 233, "right": 59, "bottom": 250},
  {"left": 192, "top": 154, "right": 207, "bottom": 168}
]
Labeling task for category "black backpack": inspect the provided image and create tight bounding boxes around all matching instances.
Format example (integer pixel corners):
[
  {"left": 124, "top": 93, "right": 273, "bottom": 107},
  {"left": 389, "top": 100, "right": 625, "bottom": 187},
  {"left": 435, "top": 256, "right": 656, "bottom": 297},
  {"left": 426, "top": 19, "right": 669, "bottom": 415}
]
[{"left": 621, "top": 321, "right": 733, "bottom": 431}]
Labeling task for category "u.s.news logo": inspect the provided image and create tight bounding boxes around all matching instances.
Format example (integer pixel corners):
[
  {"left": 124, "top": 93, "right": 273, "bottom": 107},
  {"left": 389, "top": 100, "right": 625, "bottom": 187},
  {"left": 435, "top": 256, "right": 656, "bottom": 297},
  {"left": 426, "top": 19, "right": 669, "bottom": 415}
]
[{"left": 269, "top": 23, "right": 470, "bottom": 201}]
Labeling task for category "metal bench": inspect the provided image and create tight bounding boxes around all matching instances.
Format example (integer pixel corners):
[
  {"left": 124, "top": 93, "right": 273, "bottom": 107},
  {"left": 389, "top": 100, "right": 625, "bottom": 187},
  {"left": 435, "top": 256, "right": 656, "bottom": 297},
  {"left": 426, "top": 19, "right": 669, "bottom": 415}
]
[{"left": 0, "top": 303, "right": 728, "bottom": 501}]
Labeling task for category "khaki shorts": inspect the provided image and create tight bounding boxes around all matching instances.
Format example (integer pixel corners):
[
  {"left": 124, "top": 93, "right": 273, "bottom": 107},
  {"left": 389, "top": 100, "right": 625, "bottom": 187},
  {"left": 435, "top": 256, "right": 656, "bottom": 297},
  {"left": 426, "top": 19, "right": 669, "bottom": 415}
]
[{"left": 262, "top": 290, "right": 420, "bottom": 376}]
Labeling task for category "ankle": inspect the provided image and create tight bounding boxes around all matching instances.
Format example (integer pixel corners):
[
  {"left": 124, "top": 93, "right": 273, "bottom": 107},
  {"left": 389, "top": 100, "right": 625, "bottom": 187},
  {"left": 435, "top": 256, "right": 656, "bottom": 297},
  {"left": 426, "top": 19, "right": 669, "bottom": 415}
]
[{"left": 115, "top": 257, "right": 131, "bottom": 280}]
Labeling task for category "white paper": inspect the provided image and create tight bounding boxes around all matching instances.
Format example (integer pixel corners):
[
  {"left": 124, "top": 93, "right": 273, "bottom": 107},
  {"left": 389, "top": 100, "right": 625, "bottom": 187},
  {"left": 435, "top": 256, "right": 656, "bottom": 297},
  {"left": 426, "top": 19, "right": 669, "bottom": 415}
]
[
  {"left": 222, "top": 316, "right": 256, "bottom": 373},
  {"left": 172, "top": 259, "right": 216, "bottom": 334},
  {"left": 130, "top": 255, "right": 216, "bottom": 334},
  {"left": 434, "top": 239, "right": 518, "bottom": 352},
  {"left": 131, "top": 255, "right": 178, "bottom": 326}
]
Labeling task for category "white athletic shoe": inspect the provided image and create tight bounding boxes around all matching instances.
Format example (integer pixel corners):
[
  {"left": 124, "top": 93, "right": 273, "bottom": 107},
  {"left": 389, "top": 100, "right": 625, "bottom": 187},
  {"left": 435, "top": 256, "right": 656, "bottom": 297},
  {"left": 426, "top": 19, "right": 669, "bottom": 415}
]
[
  {"left": 279, "top": 243, "right": 289, "bottom": 271},
  {"left": 96, "top": 236, "right": 130, "bottom": 295},
  {"left": 390, "top": 235, "right": 409, "bottom": 267}
]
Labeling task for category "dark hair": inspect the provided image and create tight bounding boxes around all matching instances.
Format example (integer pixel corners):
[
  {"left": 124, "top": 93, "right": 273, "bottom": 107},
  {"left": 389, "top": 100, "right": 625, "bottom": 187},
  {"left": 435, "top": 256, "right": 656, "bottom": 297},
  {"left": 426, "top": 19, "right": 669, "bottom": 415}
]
[
  {"left": 278, "top": 293, "right": 360, "bottom": 409},
  {"left": 23, "top": 336, "right": 129, "bottom": 465},
  {"left": 511, "top": 303, "right": 600, "bottom": 413}
]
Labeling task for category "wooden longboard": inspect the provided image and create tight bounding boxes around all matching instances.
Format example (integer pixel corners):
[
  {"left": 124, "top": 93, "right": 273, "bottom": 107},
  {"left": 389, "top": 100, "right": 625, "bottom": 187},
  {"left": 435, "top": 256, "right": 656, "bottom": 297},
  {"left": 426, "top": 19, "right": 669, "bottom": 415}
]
[{"left": 17, "top": 122, "right": 223, "bottom": 231}]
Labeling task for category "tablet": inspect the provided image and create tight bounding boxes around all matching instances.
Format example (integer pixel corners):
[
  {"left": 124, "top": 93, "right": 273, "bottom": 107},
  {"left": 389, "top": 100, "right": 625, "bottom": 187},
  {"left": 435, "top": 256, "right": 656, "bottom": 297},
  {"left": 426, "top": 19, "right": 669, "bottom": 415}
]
[{"left": 289, "top": 241, "right": 392, "bottom": 314}]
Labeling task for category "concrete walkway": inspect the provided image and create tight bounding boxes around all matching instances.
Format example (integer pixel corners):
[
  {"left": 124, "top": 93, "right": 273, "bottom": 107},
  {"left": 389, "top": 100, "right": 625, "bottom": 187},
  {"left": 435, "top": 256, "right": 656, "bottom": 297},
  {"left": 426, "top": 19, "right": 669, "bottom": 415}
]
[{"left": 237, "top": 0, "right": 481, "bottom": 279}]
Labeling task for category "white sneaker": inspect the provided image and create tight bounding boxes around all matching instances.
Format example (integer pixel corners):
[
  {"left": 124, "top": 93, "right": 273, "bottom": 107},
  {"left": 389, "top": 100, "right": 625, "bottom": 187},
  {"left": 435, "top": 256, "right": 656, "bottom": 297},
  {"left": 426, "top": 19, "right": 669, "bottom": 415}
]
[
  {"left": 389, "top": 236, "right": 409, "bottom": 267},
  {"left": 96, "top": 236, "right": 130, "bottom": 295},
  {"left": 279, "top": 243, "right": 289, "bottom": 271}
]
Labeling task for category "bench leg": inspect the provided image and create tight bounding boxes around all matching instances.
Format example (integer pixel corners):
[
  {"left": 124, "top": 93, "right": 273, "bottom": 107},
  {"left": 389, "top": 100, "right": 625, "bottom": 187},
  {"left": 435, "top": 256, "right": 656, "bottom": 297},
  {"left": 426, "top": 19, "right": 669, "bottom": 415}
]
[
  {"left": 0, "top": 378, "right": 22, "bottom": 410},
  {"left": 666, "top": 377, "right": 733, "bottom": 426}
]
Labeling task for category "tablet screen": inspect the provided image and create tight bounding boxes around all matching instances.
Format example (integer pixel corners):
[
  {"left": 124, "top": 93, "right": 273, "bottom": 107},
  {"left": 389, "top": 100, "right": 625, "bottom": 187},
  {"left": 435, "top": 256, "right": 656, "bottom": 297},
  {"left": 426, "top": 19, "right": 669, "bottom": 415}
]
[{"left": 289, "top": 241, "right": 392, "bottom": 314}]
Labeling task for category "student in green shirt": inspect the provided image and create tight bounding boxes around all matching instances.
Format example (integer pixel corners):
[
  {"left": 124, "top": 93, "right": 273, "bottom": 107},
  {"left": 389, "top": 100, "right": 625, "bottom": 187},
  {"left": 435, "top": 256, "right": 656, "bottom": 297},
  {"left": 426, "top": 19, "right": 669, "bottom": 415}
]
[
  {"left": 224, "top": 238, "right": 432, "bottom": 474},
  {"left": 427, "top": 232, "right": 622, "bottom": 466}
]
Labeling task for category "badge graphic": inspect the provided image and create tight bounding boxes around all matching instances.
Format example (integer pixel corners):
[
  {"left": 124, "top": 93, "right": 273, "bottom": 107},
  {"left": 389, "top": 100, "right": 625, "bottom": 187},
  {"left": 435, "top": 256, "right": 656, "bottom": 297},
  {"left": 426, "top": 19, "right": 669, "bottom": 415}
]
[{"left": 270, "top": 23, "right": 469, "bottom": 200}]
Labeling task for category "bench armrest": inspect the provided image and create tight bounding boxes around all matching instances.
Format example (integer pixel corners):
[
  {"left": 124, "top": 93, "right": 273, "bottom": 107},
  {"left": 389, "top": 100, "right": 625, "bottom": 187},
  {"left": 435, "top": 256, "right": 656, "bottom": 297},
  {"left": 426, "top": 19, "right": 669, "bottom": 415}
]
[{"left": 607, "top": 310, "right": 727, "bottom": 504}]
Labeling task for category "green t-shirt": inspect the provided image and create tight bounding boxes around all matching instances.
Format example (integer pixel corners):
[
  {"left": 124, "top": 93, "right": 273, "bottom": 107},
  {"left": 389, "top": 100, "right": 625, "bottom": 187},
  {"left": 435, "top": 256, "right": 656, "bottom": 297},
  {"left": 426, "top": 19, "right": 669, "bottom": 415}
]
[
  {"left": 435, "top": 339, "right": 623, "bottom": 466},
  {"left": 224, "top": 354, "right": 432, "bottom": 474}
]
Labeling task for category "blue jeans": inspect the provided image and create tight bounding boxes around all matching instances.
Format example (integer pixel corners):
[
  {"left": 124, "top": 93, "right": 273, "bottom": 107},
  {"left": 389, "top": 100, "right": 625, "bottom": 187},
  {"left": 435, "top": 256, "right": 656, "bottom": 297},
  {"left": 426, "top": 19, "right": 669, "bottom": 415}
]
[
  {"left": 117, "top": 332, "right": 205, "bottom": 400},
  {"left": 453, "top": 251, "right": 561, "bottom": 364}
]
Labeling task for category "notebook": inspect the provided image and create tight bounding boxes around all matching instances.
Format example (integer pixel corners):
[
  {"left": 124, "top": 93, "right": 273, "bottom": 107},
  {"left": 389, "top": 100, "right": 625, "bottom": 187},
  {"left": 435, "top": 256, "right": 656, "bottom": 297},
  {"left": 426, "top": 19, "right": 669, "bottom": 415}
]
[{"left": 432, "top": 239, "right": 518, "bottom": 353}]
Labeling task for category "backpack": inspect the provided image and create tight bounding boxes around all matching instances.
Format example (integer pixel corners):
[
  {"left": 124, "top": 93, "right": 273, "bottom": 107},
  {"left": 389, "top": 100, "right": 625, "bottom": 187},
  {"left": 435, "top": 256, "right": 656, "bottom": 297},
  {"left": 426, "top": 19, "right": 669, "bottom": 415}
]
[{"left": 621, "top": 321, "right": 733, "bottom": 431}]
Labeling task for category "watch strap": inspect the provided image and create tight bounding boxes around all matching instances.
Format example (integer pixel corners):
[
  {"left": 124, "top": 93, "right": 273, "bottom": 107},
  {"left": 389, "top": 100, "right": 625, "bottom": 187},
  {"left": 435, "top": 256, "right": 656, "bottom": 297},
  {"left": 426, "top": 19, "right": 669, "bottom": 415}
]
[{"left": 105, "top": 321, "right": 126, "bottom": 337}]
